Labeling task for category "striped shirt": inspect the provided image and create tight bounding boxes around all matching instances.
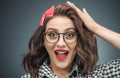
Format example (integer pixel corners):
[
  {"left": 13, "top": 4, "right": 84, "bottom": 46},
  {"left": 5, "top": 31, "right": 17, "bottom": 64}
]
[{"left": 21, "top": 59, "right": 120, "bottom": 78}]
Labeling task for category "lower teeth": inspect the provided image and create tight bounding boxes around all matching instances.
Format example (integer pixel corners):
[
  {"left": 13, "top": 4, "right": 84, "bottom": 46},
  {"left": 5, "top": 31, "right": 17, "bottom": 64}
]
[{"left": 57, "top": 53, "right": 66, "bottom": 57}]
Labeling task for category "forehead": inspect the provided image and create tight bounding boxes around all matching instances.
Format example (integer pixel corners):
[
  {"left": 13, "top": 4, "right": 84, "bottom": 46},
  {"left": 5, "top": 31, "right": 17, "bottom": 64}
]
[{"left": 46, "top": 16, "right": 75, "bottom": 31}]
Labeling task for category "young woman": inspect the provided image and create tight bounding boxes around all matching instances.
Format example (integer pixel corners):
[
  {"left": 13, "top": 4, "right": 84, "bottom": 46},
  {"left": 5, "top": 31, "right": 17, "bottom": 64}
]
[{"left": 21, "top": 1, "right": 120, "bottom": 78}]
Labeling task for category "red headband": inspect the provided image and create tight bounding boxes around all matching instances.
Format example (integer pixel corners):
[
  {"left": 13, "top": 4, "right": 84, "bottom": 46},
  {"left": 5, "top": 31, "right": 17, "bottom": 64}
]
[{"left": 40, "top": 5, "right": 54, "bottom": 26}]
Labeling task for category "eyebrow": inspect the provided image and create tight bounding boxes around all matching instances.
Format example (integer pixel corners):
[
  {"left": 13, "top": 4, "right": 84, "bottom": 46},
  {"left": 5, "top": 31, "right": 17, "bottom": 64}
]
[
  {"left": 46, "top": 27, "right": 76, "bottom": 32},
  {"left": 66, "top": 28, "right": 76, "bottom": 31}
]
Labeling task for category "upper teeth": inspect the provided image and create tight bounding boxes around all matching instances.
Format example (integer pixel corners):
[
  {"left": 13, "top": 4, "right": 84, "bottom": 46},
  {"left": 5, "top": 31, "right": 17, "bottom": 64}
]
[
  {"left": 58, "top": 52, "right": 65, "bottom": 54},
  {"left": 57, "top": 51, "right": 65, "bottom": 54}
]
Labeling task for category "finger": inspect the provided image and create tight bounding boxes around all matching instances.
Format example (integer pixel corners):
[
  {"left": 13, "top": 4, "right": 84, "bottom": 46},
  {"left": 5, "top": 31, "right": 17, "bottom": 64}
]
[
  {"left": 66, "top": 1, "right": 73, "bottom": 6},
  {"left": 67, "top": 1, "right": 75, "bottom": 9},
  {"left": 67, "top": 1, "right": 85, "bottom": 21},
  {"left": 67, "top": 1, "right": 82, "bottom": 13},
  {"left": 83, "top": 8, "right": 94, "bottom": 20},
  {"left": 83, "top": 8, "right": 90, "bottom": 16}
]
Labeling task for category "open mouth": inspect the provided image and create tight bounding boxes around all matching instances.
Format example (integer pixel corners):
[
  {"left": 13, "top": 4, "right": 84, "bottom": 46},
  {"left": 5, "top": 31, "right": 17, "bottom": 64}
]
[{"left": 55, "top": 50, "right": 69, "bottom": 61}]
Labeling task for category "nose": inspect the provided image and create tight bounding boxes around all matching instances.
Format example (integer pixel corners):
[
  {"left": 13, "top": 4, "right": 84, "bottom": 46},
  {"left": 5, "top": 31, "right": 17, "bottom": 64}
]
[{"left": 56, "top": 34, "right": 66, "bottom": 47}]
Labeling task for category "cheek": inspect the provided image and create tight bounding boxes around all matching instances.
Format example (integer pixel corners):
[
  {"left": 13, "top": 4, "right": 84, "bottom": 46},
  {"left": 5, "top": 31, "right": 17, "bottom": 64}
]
[
  {"left": 70, "top": 43, "right": 77, "bottom": 57},
  {"left": 44, "top": 41, "right": 54, "bottom": 54},
  {"left": 69, "top": 43, "right": 77, "bottom": 55},
  {"left": 70, "top": 43, "right": 76, "bottom": 51},
  {"left": 44, "top": 42, "right": 50, "bottom": 51}
]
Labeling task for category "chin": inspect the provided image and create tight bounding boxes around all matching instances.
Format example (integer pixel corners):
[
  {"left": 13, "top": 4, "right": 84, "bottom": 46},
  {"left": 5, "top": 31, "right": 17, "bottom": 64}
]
[{"left": 55, "top": 60, "right": 71, "bottom": 69}]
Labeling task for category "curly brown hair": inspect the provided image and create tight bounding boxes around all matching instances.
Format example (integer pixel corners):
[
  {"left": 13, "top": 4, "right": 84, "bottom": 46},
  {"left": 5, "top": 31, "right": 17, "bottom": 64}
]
[{"left": 22, "top": 3, "right": 98, "bottom": 78}]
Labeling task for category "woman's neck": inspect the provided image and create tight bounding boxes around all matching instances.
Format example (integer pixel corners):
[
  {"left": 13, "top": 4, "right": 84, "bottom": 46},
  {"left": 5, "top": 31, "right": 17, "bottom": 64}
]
[{"left": 49, "top": 64, "right": 72, "bottom": 78}]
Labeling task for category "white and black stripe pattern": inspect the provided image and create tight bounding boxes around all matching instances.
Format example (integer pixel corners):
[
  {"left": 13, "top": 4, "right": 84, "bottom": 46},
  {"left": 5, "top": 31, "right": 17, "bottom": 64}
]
[
  {"left": 21, "top": 59, "right": 120, "bottom": 78},
  {"left": 88, "top": 59, "right": 120, "bottom": 78},
  {"left": 38, "top": 61, "right": 57, "bottom": 78},
  {"left": 21, "top": 73, "right": 32, "bottom": 78}
]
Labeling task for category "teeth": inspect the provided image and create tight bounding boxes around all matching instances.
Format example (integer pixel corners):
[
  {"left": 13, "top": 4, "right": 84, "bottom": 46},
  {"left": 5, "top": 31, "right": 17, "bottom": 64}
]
[
  {"left": 57, "top": 52, "right": 65, "bottom": 54},
  {"left": 56, "top": 52, "right": 66, "bottom": 57},
  {"left": 55, "top": 51, "right": 68, "bottom": 56},
  {"left": 55, "top": 51, "right": 69, "bottom": 60}
]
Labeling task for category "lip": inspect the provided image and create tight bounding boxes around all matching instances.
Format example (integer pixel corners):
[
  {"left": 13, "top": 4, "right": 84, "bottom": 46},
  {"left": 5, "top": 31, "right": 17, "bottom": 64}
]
[
  {"left": 54, "top": 49, "right": 69, "bottom": 61},
  {"left": 55, "top": 49, "right": 69, "bottom": 52}
]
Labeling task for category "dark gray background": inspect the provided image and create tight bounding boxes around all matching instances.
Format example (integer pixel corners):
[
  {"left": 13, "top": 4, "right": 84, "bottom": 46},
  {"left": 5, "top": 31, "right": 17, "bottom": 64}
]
[{"left": 0, "top": 0, "right": 120, "bottom": 78}]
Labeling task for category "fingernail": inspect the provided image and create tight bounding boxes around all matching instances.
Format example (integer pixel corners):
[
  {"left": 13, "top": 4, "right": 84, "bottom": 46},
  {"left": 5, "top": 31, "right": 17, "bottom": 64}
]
[
  {"left": 83, "top": 8, "right": 86, "bottom": 11},
  {"left": 67, "top": 1, "right": 70, "bottom": 3}
]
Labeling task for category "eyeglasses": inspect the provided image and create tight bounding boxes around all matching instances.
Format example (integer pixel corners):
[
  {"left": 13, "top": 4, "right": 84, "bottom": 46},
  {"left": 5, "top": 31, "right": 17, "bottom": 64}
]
[{"left": 44, "top": 32, "right": 78, "bottom": 44}]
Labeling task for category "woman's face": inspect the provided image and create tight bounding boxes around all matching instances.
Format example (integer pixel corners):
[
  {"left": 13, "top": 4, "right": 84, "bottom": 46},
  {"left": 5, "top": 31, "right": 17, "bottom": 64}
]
[{"left": 44, "top": 16, "right": 77, "bottom": 71}]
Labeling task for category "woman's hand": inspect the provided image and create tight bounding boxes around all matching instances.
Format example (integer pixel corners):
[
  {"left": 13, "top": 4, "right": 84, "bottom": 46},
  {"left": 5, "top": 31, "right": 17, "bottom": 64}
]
[
  {"left": 67, "top": 1, "right": 120, "bottom": 50},
  {"left": 67, "top": 1, "right": 99, "bottom": 32}
]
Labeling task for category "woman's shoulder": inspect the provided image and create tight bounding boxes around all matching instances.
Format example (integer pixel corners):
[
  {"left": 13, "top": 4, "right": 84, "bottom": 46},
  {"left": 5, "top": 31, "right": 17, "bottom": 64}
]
[
  {"left": 97, "top": 58, "right": 120, "bottom": 68},
  {"left": 89, "top": 59, "right": 120, "bottom": 77},
  {"left": 94, "top": 59, "right": 120, "bottom": 71},
  {"left": 21, "top": 61, "right": 49, "bottom": 78}
]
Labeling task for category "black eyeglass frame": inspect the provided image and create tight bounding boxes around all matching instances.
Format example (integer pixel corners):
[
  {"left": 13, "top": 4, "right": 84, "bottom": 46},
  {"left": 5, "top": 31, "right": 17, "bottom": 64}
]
[{"left": 43, "top": 32, "right": 79, "bottom": 44}]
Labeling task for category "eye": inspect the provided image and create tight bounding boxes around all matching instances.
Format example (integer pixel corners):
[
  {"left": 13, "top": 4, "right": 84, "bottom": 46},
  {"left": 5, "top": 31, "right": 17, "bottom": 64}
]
[
  {"left": 47, "top": 32, "right": 58, "bottom": 39},
  {"left": 65, "top": 32, "right": 77, "bottom": 39}
]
